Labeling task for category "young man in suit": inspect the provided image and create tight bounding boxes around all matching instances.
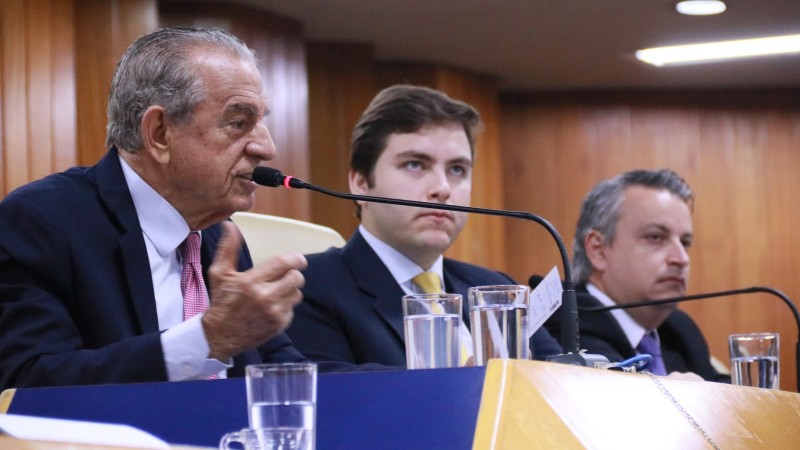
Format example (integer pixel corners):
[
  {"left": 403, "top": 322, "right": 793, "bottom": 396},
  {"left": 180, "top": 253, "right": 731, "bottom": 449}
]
[
  {"left": 545, "top": 169, "right": 728, "bottom": 381},
  {"left": 0, "top": 27, "right": 308, "bottom": 389},
  {"left": 284, "top": 85, "right": 562, "bottom": 367}
]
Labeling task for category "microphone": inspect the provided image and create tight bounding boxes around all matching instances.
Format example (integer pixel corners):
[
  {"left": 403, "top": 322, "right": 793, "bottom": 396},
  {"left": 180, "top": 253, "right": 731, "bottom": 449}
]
[
  {"left": 580, "top": 287, "right": 800, "bottom": 392},
  {"left": 528, "top": 275, "right": 545, "bottom": 289},
  {"left": 252, "top": 166, "right": 597, "bottom": 364}
]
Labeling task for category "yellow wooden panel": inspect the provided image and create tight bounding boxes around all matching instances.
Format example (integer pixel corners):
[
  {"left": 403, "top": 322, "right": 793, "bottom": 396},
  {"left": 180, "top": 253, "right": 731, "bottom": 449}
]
[
  {"left": 474, "top": 359, "right": 800, "bottom": 449},
  {"left": 0, "top": 388, "right": 15, "bottom": 414}
]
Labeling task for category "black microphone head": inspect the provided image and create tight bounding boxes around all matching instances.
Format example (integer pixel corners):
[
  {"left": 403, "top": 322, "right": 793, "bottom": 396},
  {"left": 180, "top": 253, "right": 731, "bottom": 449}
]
[
  {"left": 528, "top": 274, "right": 545, "bottom": 289},
  {"left": 252, "top": 166, "right": 284, "bottom": 187}
]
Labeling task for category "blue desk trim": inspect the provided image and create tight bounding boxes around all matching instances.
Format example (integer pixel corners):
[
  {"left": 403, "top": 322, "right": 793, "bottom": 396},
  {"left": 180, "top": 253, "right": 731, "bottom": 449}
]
[{"left": 8, "top": 366, "right": 486, "bottom": 449}]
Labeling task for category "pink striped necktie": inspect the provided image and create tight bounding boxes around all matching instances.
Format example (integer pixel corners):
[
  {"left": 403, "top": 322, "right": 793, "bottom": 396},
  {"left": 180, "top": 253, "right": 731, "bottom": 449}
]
[
  {"left": 180, "top": 232, "right": 218, "bottom": 379},
  {"left": 180, "top": 232, "right": 209, "bottom": 320}
]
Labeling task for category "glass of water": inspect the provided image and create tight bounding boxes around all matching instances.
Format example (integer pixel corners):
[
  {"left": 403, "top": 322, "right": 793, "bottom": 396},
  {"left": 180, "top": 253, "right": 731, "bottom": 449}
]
[
  {"left": 468, "top": 285, "right": 530, "bottom": 366},
  {"left": 402, "top": 293, "right": 462, "bottom": 369},
  {"left": 241, "top": 363, "right": 317, "bottom": 449},
  {"left": 220, "top": 427, "right": 311, "bottom": 450},
  {"left": 728, "top": 332, "right": 779, "bottom": 389}
]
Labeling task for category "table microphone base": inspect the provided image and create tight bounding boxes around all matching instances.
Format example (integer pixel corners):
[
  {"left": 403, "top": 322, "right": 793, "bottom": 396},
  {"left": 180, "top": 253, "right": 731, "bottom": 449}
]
[{"left": 547, "top": 352, "right": 610, "bottom": 368}]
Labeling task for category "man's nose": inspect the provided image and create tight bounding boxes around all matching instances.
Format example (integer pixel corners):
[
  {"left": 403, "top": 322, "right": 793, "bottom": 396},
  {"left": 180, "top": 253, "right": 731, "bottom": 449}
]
[
  {"left": 427, "top": 167, "right": 452, "bottom": 201},
  {"left": 245, "top": 122, "right": 277, "bottom": 161},
  {"left": 668, "top": 239, "right": 690, "bottom": 267}
]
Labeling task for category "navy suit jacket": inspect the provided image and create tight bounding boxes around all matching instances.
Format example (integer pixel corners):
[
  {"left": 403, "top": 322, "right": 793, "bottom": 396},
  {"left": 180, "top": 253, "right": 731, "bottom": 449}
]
[
  {"left": 544, "top": 286, "right": 730, "bottom": 382},
  {"left": 0, "top": 149, "right": 304, "bottom": 390},
  {"left": 285, "top": 231, "right": 562, "bottom": 367}
]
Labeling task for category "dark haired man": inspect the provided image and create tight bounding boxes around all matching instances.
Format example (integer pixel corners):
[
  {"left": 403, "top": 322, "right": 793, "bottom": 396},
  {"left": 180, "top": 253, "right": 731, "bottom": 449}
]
[
  {"left": 284, "top": 85, "right": 561, "bottom": 367},
  {"left": 545, "top": 169, "right": 728, "bottom": 381}
]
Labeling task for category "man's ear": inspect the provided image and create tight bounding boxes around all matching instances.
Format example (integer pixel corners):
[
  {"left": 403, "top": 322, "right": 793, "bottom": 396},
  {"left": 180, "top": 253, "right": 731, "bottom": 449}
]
[
  {"left": 348, "top": 170, "right": 370, "bottom": 213},
  {"left": 140, "top": 105, "right": 170, "bottom": 164},
  {"left": 349, "top": 170, "right": 369, "bottom": 195},
  {"left": 584, "top": 229, "right": 608, "bottom": 272}
]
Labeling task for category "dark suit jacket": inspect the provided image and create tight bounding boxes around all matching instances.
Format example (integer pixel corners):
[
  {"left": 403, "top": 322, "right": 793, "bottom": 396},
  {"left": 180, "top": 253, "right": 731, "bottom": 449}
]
[
  {"left": 0, "top": 148, "right": 304, "bottom": 390},
  {"left": 543, "top": 286, "right": 730, "bottom": 382},
  {"left": 285, "top": 230, "right": 562, "bottom": 367}
]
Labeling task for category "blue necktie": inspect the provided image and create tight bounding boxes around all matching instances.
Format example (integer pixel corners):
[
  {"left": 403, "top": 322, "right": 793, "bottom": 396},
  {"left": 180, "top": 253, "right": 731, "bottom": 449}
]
[{"left": 637, "top": 332, "right": 667, "bottom": 375}]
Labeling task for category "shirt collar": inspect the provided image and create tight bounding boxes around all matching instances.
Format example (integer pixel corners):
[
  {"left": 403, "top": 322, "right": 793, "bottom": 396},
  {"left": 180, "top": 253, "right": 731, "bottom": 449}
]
[
  {"left": 359, "top": 225, "right": 444, "bottom": 294},
  {"left": 119, "top": 155, "right": 191, "bottom": 257},
  {"left": 586, "top": 283, "right": 648, "bottom": 349}
]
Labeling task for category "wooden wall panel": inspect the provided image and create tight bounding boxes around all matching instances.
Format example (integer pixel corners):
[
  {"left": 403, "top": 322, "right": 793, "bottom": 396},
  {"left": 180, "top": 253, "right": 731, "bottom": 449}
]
[
  {"left": 160, "top": 1, "right": 311, "bottom": 220},
  {"left": 75, "top": 0, "right": 157, "bottom": 166},
  {"left": 0, "top": 0, "right": 157, "bottom": 199},
  {"left": 306, "top": 42, "right": 376, "bottom": 238},
  {"left": 50, "top": 0, "right": 78, "bottom": 173},
  {"left": 1, "top": 0, "right": 28, "bottom": 197},
  {"left": 500, "top": 90, "right": 800, "bottom": 391},
  {"left": 1, "top": 0, "right": 76, "bottom": 197}
]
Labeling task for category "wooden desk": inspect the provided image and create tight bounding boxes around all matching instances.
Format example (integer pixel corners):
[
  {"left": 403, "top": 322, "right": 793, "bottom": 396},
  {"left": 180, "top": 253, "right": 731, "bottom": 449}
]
[{"left": 475, "top": 360, "right": 800, "bottom": 448}]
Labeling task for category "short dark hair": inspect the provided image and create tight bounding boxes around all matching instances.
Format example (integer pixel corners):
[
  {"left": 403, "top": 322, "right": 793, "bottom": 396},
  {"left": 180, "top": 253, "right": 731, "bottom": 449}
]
[
  {"left": 350, "top": 85, "right": 482, "bottom": 218},
  {"left": 572, "top": 169, "right": 695, "bottom": 285},
  {"left": 105, "top": 26, "right": 256, "bottom": 151}
]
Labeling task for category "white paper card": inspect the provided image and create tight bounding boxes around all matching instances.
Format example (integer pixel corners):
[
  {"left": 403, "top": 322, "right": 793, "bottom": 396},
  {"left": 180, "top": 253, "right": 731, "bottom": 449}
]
[
  {"left": 527, "top": 266, "right": 563, "bottom": 339},
  {"left": 0, "top": 414, "right": 169, "bottom": 449}
]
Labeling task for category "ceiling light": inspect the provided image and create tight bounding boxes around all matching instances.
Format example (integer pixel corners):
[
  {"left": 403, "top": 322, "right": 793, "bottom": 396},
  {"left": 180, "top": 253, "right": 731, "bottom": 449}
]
[
  {"left": 676, "top": 1, "right": 726, "bottom": 16},
  {"left": 636, "top": 33, "right": 800, "bottom": 66}
]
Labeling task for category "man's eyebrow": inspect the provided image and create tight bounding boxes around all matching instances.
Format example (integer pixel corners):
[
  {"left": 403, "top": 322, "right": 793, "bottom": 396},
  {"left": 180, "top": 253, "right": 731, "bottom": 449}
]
[
  {"left": 224, "top": 102, "right": 263, "bottom": 117},
  {"left": 448, "top": 156, "right": 473, "bottom": 167},
  {"left": 395, "top": 150, "right": 434, "bottom": 161},
  {"left": 394, "top": 151, "right": 473, "bottom": 167},
  {"left": 637, "top": 223, "right": 670, "bottom": 234},
  {"left": 639, "top": 223, "right": 693, "bottom": 239}
]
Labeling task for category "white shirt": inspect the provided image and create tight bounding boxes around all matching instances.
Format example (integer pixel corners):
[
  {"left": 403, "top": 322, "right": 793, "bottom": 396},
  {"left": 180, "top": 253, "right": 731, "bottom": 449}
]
[
  {"left": 586, "top": 283, "right": 660, "bottom": 352},
  {"left": 359, "top": 225, "right": 473, "bottom": 358},
  {"left": 120, "top": 157, "right": 230, "bottom": 380},
  {"left": 359, "top": 225, "right": 445, "bottom": 295}
]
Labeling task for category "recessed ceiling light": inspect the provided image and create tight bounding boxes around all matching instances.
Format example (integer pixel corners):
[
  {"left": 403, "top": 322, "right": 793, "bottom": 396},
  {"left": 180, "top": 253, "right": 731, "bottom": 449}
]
[
  {"left": 676, "top": 0, "right": 727, "bottom": 16},
  {"left": 636, "top": 33, "right": 800, "bottom": 66}
]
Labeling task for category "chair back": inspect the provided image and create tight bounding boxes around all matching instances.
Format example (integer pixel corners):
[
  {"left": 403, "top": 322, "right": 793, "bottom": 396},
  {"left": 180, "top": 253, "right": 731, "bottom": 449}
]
[{"left": 231, "top": 212, "right": 346, "bottom": 265}]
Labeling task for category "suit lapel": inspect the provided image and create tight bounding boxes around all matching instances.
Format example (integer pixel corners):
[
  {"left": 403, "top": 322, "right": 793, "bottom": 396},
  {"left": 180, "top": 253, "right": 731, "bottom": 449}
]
[
  {"left": 95, "top": 149, "right": 160, "bottom": 334},
  {"left": 575, "top": 289, "right": 635, "bottom": 356},
  {"left": 342, "top": 232, "right": 408, "bottom": 343}
]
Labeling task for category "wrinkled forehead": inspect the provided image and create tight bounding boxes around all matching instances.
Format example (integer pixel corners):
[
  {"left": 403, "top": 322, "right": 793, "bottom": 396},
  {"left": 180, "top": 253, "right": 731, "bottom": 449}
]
[
  {"left": 619, "top": 186, "right": 693, "bottom": 229},
  {"left": 191, "top": 50, "right": 267, "bottom": 102}
]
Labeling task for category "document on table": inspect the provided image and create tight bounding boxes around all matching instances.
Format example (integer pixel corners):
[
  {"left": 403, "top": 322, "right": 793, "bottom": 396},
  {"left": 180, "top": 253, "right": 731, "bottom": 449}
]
[
  {"left": 0, "top": 413, "right": 169, "bottom": 449},
  {"left": 527, "top": 266, "right": 563, "bottom": 339}
]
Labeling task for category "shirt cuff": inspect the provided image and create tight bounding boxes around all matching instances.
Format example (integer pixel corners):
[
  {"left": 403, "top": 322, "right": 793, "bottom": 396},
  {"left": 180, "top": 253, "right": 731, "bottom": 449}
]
[{"left": 161, "top": 314, "right": 233, "bottom": 380}]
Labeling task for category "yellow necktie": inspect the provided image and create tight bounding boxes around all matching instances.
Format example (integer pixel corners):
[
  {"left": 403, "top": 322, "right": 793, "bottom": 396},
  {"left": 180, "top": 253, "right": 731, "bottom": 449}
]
[
  {"left": 411, "top": 272, "right": 470, "bottom": 366},
  {"left": 412, "top": 271, "right": 443, "bottom": 294}
]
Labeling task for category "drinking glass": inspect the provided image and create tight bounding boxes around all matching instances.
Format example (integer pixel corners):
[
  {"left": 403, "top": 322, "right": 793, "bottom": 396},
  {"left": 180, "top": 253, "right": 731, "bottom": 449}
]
[
  {"left": 232, "top": 363, "right": 317, "bottom": 449},
  {"left": 220, "top": 428, "right": 311, "bottom": 450},
  {"left": 728, "top": 332, "right": 779, "bottom": 389},
  {"left": 468, "top": 285, "right": 530, "bottom": 366},
  {"left": 402, "top": 293, "right": 462, "bottom": 369}
]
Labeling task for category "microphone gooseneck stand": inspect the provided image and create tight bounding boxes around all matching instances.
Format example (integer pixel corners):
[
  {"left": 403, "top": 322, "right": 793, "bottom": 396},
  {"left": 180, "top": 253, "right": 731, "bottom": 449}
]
[
  {"left": 252, "top": 166, "right": 605, "bottom": 365},
  {"left": 581, "top": 286, "right": 800, "bottom": 392}
]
